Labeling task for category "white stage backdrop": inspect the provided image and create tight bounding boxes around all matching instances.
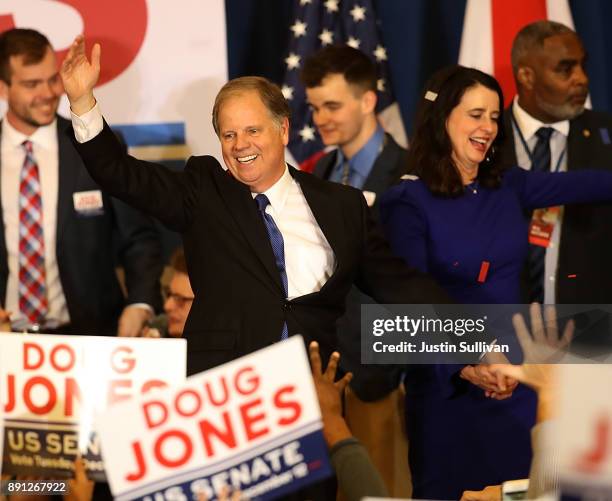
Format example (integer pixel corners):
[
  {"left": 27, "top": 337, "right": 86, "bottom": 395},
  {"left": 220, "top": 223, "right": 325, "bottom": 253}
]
[{"left": 0, "top": 0, "right": 227, "bottom": 163}]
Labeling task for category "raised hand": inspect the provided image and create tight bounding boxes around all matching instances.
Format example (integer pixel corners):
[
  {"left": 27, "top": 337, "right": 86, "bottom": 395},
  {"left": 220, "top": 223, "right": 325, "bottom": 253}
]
[
  {"left": 309, "top": 341, "right": 353, "bottom": 447},
  {"left": 60, "top": 35, "right": 101, "bottom": 115},
  {"left": 491, "top": 303, "right": 574, "bottom": 393}
]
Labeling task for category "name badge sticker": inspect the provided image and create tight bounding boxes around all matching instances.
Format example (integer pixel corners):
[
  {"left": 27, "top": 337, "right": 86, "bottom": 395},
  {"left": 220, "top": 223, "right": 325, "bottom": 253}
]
[
  {"left": 529, "top": 206, "right": 561, "bottom": 247},
  {"left": 73, "top": 190, "right": 104, "bottom": 216}
]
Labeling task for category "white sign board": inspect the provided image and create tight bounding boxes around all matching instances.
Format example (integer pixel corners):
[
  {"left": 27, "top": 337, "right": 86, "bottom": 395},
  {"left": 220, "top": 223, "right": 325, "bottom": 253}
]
[
  {"left": 96, "top": 336, "right": 332, "bottom": 501},
  {"left": 0, "top": 333, "right": 186, "bottom": 479}
]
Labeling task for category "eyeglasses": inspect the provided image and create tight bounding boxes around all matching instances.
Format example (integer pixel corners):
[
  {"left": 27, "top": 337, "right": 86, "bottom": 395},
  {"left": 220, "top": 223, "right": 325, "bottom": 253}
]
[{"left": 162, "top": 286, "right": 194, "bottom": 308}]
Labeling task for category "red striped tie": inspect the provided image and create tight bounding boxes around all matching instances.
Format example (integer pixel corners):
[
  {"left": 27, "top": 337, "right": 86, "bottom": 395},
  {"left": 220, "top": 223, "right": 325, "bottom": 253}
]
[{"left": 18, "top": 140, "right": 48, "bottom": 324}]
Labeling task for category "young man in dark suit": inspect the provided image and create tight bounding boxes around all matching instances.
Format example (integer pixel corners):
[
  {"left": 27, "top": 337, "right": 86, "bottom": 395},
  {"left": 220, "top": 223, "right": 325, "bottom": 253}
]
[
  {"left": 301, "top": 45, "right": 411, "bottom": 496},
  {"left": 302, "top": 45, "right": 407, "bottom": 211},
  {"left": 0, "top": 28, "right": 162, "bottom": 336}
]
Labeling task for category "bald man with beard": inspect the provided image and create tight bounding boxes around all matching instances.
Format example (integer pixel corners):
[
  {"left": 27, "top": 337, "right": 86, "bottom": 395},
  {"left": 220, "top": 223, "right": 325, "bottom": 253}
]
[{"left": 500, "top": 21, "right": 612, "bottom": 316}]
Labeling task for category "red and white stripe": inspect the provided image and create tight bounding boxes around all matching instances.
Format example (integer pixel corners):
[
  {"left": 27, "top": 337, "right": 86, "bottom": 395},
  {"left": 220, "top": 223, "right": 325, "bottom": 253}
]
[{"left": 458, "top": 0, "right": 575, "bottom": 105}]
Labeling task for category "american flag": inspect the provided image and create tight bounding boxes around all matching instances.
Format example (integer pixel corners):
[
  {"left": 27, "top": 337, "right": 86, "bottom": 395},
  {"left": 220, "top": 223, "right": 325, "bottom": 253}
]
[{"left": 281, "top": 0, "right": 406, "bottom": 172}]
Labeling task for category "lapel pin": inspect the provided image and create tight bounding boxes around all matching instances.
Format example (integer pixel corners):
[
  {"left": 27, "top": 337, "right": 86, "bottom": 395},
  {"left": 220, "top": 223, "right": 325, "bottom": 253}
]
[{"left": 583, "top": 128, "right": 591, "bottom": 138}]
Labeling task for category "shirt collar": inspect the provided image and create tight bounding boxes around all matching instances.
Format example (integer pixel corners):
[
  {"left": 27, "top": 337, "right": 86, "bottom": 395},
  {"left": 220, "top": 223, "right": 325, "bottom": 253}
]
[
  {"left": 512, "top": 96, "right": 569, "bottom": 140},
  {"left": 335, "top": 124, "right": 385, "bottom": 178},
  {"left": 251, "top": 164, "right": 293, "bottom": 213},
  {"left": 3, "top": 117, "right": 58, "bottom": 151}
]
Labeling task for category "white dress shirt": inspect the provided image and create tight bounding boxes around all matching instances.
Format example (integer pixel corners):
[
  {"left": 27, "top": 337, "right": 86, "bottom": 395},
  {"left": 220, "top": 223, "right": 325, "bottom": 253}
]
[
  {"left": 254, "top": 166, "right": 335, "bottom": 298},
  {"left": 511, "top": 97, "right": 570, "bottom": 304},
  {"left": 1, "top": 118, "right": 69, "bottom": 328},
  {"left": 71, "top": 104, "right": 336, "bottom": 298}
]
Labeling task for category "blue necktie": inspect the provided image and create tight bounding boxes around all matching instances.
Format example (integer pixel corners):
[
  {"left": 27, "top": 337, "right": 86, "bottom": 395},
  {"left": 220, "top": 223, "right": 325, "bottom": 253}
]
[
  {"left": 527, "top": 127, "right": 554, "bottom": 303},
  {"left": 255, "top": 194, "right": 289, "bottom": 339}
]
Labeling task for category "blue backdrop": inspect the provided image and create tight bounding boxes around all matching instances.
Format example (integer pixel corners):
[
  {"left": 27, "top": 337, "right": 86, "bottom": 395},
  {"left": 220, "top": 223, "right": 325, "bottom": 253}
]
[{"left": 226, "top": 0, "right": 612, "bottom": 135}]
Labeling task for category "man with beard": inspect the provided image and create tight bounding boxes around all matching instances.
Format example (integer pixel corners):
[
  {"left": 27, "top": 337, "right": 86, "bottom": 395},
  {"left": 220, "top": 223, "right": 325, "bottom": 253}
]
[
  {"left": 0, "top": 28, "right": 162, "bottom": 337},
  {"left": 501, "top": 21, "right": 612, "bottom": 313}
]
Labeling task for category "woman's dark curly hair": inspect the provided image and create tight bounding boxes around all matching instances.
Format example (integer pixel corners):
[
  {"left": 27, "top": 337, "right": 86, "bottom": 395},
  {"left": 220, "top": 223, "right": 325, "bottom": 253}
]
[{"left": 407, "top": 65, "right": 507, "bottom": 197}]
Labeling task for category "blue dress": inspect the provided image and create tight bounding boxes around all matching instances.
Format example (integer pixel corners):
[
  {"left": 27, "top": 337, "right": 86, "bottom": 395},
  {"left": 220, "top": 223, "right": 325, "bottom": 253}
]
[{"left": 379, "top": 166, "right": 612, "bottom": 499}]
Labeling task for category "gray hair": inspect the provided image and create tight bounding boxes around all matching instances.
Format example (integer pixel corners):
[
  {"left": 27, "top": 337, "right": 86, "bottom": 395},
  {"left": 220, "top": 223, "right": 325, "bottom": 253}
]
[
  {"left": 212, "top": 76, "right": 290, "bottom": 135},
  {"left": 511, "top": 20, "right": 575, "bottom": 76}
]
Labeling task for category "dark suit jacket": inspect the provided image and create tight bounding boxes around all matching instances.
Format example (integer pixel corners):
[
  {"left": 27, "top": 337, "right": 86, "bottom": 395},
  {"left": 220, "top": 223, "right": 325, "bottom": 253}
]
[
  {"left": 313, "top": 133, "right": 408, "bottom": 213},
  {"left": 0, "top": 117, "right": 162, "bottom": 335},
  {"left": 313, "top": 133, "right": 409, "bottom": 400},
  {"left": 73, "top": 122, "right": 449, "bottom": 375},
  {"left": 500, "top": 108, "right": 612, "bottom": 304}
]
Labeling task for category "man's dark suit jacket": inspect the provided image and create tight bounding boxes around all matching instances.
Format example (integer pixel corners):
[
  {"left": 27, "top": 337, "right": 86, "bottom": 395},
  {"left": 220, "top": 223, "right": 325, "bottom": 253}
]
[
  {"left": 500, "top": 108, "right": 612, "bottom": 305},
  {"left": 73, "top": 122, "right": 448, "bottom": 375},
  {"left": 313, "top": 133, "right": 408, "bottom": 215},
  {"left": 0, "top": 116, "right": 162, "bottom": 335},
  {"left": 313, "top": 133, "right": 409, "bottom": 400}
]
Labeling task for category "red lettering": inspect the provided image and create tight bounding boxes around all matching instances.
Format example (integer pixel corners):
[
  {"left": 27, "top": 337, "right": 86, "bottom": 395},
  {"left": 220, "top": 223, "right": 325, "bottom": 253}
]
[
  {"left": 174, "top": 389, "right": 202, "bottom": 417},
  {"left": 199, "top": 412, "right": 237, "bottom": 457},
  {"left": 125, "top": 440, "right": 147, "bottom": 482},
  {"left": 107, "top": 380, "right": 132, "bottom": 405},
  {"left": 204, "top": 377, "right": 229, "bottom": 406},
  {"left": 141, "top": 380, "right": 167, "bottom": 393},
  {"left": 274, "top": 386, "right": 302, "bottom": 426},
  {"left": 0, "top": 15, "right": 14, "bottom": 32},
  {"left": 56, "top": 1, "right": 148, "bottom": 86},
  {"left": 240, "top": 398, "right": 269, "bottom": 441},
  {"left": 64, "top": 377, "right": 82, "bottom": 416},
  {"left": 153, "top": 430, "right": 192, "bottom": 468},
  {"left": 143, "top": 400, "right": 168, "bottom": 429},
  {"left": 24, "top": 343, "right": 44, "bottom": 370},
  {"left": 234, "top": 367, "right": 259, "bottom": 396},
  {"left": 23, "top": 376, "right": 56, "bottom": 414},
  {"left": 4, "top": 374, "right": 15, "bottom": 412},
  {"left": 50, "top": 344, "right": 76, "bottom": 372},
  {"left": 111, "top": 346, "right": 135, "bottom": 374}
]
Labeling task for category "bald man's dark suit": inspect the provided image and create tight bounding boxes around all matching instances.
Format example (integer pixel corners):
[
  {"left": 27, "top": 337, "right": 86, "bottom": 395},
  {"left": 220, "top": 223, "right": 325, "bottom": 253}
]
[
  {"left": 500, "top": 107, "right": 612, "bottom": 347},
  {"left": 500, "top": 108, "right": 612, "bottom": 304}
]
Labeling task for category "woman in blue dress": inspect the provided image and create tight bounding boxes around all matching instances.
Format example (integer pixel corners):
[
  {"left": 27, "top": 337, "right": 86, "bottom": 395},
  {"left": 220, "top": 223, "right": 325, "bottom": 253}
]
[{"left": 379, "top": 66, "right": 612, "bottom": 499}]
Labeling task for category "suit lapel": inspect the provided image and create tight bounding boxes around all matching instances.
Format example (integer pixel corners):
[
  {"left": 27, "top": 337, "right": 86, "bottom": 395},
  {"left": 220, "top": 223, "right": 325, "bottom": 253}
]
[
  {"left": 291, "top": 167, "right": 345, "bottom": 269},
  {"left": 214, "top": 168, "right": 285, "bottom": 294},
  {"left": 500, "top": 109, "right": 519, "bottom": 167},
  {"left": 567, "top": 114, "right": 594, "bottom": 171},
  {"left": 313, "top": 150, "right": 337, "bottom": 179},
  {"left": 362, "top": 134, "right": 399, "bottom": 194},
  {"left": 56, "top": 118, "right": 79, "bottom": 245}
]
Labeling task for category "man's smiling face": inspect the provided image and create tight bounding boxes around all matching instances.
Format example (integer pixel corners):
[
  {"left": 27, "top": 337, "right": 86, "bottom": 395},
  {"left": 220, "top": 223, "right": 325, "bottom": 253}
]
[{"left": 218, "top": 90, "right": 289, "bottom": 193}]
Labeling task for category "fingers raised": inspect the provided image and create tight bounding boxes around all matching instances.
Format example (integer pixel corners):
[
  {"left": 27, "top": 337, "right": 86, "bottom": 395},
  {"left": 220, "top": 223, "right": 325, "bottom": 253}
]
[{"left": 308, "top": 341, "right": 322, "bottom": 376}]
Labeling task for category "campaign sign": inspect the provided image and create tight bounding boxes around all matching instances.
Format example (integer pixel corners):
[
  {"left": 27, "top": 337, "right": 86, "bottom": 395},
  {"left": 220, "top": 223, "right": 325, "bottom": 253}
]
[
  {"left": 557, "top": 364, "right": 612, "bottom": 497},
  {"left": 96, "top": 336, "right": 332, "bottom": 501},
  {"left": 0, "top": 333, "right": 186, "bottom": 479}
]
